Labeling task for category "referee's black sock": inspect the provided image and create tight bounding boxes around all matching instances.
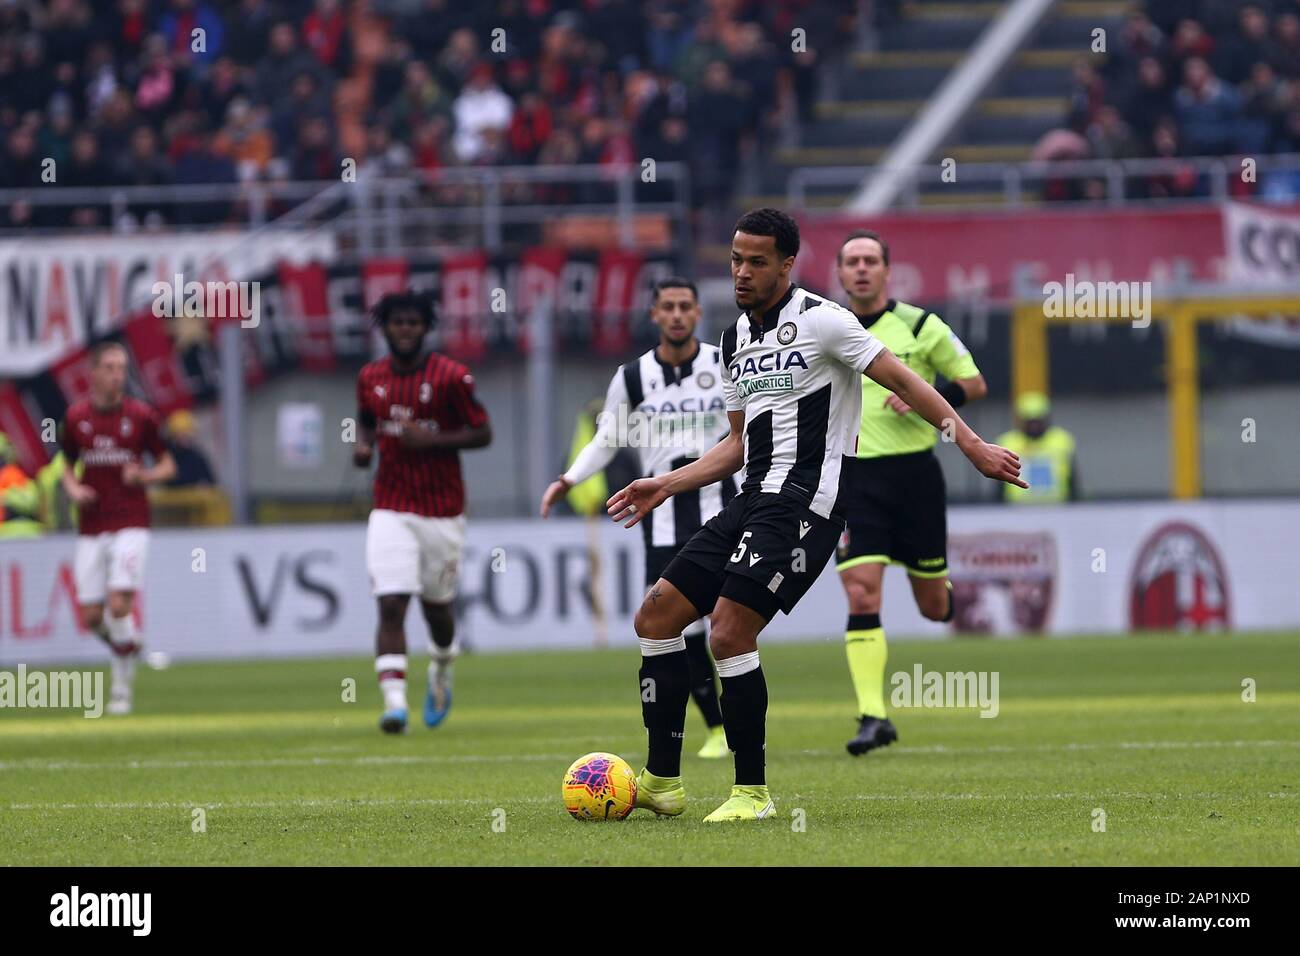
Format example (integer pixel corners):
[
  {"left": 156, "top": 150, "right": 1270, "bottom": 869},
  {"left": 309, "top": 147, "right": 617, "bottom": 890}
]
[
  {"left": 638, "top": 637, "right": 690, "bottom": 778},
  {"left": 683, "top": 623, "right": 724, "bottom": 728},
  {"left": 717, "top": 651, "right": 767, "bottom": 786}
]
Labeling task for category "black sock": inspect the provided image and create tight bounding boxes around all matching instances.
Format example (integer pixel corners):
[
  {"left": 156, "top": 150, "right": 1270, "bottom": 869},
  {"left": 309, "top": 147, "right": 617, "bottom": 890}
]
[
  {"left": 719, "top": 663, "right": 768, "bottom": 786},
  {"left": 683, "top": 630, "right": 724, "bottom": 728},
  {"left": 640, "top": 647, "right": 690, "bottom": 777}
]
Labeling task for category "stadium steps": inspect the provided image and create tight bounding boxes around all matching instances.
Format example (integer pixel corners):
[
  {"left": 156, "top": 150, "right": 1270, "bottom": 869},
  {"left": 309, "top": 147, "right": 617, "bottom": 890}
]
[{"left": 744, "top": 0, "right": 1125, "bottom": 211}]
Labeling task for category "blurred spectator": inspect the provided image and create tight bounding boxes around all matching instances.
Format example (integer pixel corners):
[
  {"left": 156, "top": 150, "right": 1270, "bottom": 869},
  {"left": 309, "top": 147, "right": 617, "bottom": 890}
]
[
  {"left": 1118, "top": 56, "right": 1174, "bottom": 145},
  {"left": 303, "top": 0, "right": 352, "bottom": 73},
  {"left": 1267, "top": 11, "right": 1300, "bottom": 79},
  {"left": 507, "top": 91, "right": 553, "bottom": 164},
  {"left": 1143, "top": 120, "right": 1202, "bottom": 199},
  {"left": 383, "top": 60, "right": 450, "bottom": 143},
  {"left": 687, "top": 60, "right": 749, "bottom": 209},
  {"left": 118, "top": 125, "right": 174, "bottom": 226},
  {"left": 291, "top": 113, "right": 340, "bottom": 180},
  {"left": 158, "top": 0, "right": 225, "bottom": 72},
  {"left": 1169, "top": 17, "right": 1215, "bottom": 69},
  {"left": 62, "top": 129, "right": 110, "bottom": 227},
  {"left": 1174, "top": 57, "right": 1241, "bottom": 156},
  {"left": 1066, "top": 58, "right": 1106, "bottom": 133},
  {"left": 1087, "top": 105, "right": 1141, "bottom": 161},
  {"left": 1107, "top": 8, "right": 1165, "bottom": 81},
  {"left": 1239, "top": 61, "right": 1292, "bottom": 154},
  {"left": 255, "top": 21, "right": 323, "bottom": 107},
  {"left": 133, "top": 34, "right": 179, "bottom": 123},
  {"left": 213, "top": 97, "right": 274, "bottom": 180},
  {"left": 163, "top": 411, "right": 216, "bottom": 487},
  {"left": 226, "top": 0, "right": 275, "bottom": 66},
  {"left": 1214, "top": 2, "right": 1271, "bottom": 84},
  {"left": 452, "top": 64, "right": 513, "bottom": 163}
]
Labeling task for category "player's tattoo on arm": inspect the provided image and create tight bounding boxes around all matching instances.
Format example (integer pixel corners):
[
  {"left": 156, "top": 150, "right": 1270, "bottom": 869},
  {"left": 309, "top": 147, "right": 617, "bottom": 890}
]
[{"left": 649, "top": 585, "right": 662, "bottom": 605}]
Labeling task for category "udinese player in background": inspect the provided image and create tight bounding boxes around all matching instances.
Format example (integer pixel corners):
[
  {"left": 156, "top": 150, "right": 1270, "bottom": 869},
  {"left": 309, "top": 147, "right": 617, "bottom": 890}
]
[
  {"left": 354, "top": 292, "right": 492, "bottom": 734},
  {"left": 60, "top": 342, "right": 177, "bottom": 715},
  {"left": 834, "top": 230, "right": 989, "bottom": 756},
  {"left": 540, "top": 277, "right": 737, "bottom": 759}
]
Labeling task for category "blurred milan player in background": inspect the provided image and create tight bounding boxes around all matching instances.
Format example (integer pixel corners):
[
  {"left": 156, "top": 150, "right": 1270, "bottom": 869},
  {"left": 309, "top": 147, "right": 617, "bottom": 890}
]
[
  {"left": 60, "top": 342, "right": 176, "bottom": 715},
  {"left": 354, "top": 292, "right": 493, "bottom": 734}
]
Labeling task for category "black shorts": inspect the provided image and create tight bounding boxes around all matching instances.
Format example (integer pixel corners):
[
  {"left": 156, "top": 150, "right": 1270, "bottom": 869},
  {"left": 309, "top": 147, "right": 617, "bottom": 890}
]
[
  {"left": 836, "top": 450, "right": 948, "bottom": 578},
  {"left": 661, "top": 492, "right": 843, "bottom": 623},
  {"left": 643, "top": 544, "right": 680, "bottom": 588}
]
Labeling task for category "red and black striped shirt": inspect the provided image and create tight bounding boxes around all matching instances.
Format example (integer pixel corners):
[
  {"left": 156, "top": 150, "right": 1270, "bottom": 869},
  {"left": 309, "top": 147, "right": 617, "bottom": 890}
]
[
  {"left": 356, "top": 353, "right": 489, "bottom": 517},
  {"left": 61, "top": 397, "right": 166, "bottom": 535}
]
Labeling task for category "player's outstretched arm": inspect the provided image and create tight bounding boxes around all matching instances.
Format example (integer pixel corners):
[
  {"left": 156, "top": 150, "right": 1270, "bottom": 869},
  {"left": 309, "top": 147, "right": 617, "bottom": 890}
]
[
  {"left": 607, "top": 410, "right": 744, "bottom": 528},
  {"left": 543, "top": 376, "right": 626, "bottom": 517},
  {"left": 865, "top": 351, "right": 1027, "bottom": 488}
]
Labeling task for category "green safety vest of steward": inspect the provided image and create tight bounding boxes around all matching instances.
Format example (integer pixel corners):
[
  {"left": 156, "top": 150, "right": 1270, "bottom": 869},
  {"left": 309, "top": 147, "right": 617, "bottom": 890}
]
[
  {"left": 994, "top": 426, "right": 1076, "bottom": 504},
  {"left": 854, "top": 300, "right": 980, "bottom": 458}
]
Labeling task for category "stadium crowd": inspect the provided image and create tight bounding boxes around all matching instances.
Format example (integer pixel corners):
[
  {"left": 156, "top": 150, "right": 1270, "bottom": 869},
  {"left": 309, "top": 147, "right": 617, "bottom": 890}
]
[
  {"left": 1049, "top": 0, "right": 1300, "bottom": 200},
  {"left": 0, "top": 0, "right": 851, "bottom": 229}
]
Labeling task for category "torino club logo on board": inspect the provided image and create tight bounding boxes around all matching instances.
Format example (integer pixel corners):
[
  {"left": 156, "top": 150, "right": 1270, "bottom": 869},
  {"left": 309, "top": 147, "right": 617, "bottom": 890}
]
[
  {"left": 1129, "top": 522, "right": 1231, "bottom": 632},
  {"left": 947, "top": 532, "right": 1056, "bottom": 635}
]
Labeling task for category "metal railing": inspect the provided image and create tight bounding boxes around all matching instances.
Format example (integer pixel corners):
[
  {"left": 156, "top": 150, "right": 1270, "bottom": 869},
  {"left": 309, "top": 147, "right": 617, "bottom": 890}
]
[
  {"left": 789, "top": 153, "right": 1300, "bottom": 210},
  {"left": 0, "top": 162, "right": 693, "bottom": 259}
]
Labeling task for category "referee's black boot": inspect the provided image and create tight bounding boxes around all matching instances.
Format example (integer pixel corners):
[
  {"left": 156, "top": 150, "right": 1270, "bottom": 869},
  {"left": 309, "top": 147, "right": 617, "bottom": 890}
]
[{"left": 846, "top": 715, "right": 898, "bottom": 756}]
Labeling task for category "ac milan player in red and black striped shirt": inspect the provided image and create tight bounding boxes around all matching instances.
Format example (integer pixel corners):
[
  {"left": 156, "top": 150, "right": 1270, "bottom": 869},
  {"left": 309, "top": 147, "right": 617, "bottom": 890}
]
[
  {"left": 353, "top": 292, "right": 492, "bottom": 734},
  {"left": 60, "top": 341, "right": 177, "bottom": 715}
]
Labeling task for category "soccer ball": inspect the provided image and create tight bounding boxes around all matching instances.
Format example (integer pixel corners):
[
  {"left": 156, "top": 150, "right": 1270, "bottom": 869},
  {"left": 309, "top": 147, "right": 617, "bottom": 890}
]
[{"left": 561, "top": 752, "right": 638, "bottom": 821}]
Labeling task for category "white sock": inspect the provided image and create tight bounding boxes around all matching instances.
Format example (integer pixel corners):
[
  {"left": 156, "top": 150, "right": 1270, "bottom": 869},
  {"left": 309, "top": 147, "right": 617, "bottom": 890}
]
[
  {"left": 431, "top": 640, "right": 459, "bottom": 671},
  {"left": 376, "top": 654, "right": 407, "bottom": 712},
  {"left": 106, "top": 613, "right": 140, "bottom": 693},
  {"left": 715, "top": 650, "right": 761, "bottom": 678},
  {"left": 106, "top": 612, "right": 140, "bottom": 653},
  {"left": 639, "top": 635, "right": 686, "bottom": 657}
]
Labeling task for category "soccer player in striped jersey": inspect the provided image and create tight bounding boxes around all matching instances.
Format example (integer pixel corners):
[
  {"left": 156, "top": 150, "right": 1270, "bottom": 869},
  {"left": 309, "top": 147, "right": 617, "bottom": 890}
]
[
  {"left": 540, "top": 277, "right": 738, "bottom": 759},
  {"left": 835, "top": 230, "right": 989, "bottom": 756},
  {"left": 353, "top": 292, "right": 492, "bottom": 734},
  {"left": 607, "top": 208, "right": 1025, "bottom": 821},
  {"left": 60, "top": 342, "right": 177, "bottom": 715}
]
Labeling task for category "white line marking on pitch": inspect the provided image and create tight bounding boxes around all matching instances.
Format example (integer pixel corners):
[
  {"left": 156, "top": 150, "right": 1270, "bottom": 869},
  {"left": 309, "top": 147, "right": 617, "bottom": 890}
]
[
  {"left": 1, "top": 739, "right": 1294, "bottom": 774},
  {"left": 3, "top": 791, "right": 1293, "bottom": 813}
]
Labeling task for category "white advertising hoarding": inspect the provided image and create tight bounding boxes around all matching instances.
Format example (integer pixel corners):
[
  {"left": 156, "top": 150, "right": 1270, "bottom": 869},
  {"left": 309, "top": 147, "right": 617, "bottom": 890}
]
[
  {"left": 0, "top": 499, "right": 1296, "bottom": 665},
  {"left": 0, "top": 231, "right": 337, "bottom": 376}
]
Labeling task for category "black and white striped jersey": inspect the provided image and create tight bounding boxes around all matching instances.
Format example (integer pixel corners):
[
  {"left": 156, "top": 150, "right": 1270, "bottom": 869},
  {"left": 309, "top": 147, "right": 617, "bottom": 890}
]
[
  {"left": 721, "top": 284, "right": 887, "bottom": 520},
  {"left": 564, "top": 340, "right": 740, "bottom": 548}
]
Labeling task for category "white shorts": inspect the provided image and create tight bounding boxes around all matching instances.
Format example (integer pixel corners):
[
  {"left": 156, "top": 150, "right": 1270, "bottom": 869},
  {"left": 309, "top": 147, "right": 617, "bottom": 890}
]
[
  {"left": 74, "top": 528, "right": 150, "bottom": 606},
  {"left": 366, "top": 509, "right": 466, "bottom": 603}
]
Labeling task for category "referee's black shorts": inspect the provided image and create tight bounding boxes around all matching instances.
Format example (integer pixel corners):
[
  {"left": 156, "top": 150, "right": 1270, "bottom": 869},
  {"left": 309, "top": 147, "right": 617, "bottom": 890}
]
[{"left": 835, "top": 450, "right": 948, "bottom": 578}]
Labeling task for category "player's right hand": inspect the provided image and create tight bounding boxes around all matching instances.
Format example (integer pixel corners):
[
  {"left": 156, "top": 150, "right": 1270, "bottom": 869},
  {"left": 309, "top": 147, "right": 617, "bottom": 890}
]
[
  {"left": 607, "top": 477, "right": 668, "bottom": 528},
  {"left": 540, "top": 477, "right": 572, "bottom": 518},
  {"left": 967, "top": 440, "right": 1027, "bottom": 488},
  {"left": 352, "top": 444, "right": 373, "bottom": 468}
]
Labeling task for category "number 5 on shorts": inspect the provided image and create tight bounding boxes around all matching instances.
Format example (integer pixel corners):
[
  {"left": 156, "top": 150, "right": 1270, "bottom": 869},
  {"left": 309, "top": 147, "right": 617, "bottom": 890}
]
[{"left": 729, "top": 530, "right": 752, "bottom": 564}]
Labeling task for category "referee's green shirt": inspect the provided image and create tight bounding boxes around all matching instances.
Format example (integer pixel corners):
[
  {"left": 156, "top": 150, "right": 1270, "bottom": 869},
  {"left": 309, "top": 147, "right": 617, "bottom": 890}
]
[{"left": 854, "top": 299, "right": 980, "bottom": 459}]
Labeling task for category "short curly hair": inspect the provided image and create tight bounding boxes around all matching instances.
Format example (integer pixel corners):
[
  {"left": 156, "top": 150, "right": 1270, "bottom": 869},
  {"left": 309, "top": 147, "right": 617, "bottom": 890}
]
[
  {"left": 733, "top": 207, "right": 800, "bottom": 260},
  {"left": 371, "top": 290, "right": 436, "bottom": 329}
]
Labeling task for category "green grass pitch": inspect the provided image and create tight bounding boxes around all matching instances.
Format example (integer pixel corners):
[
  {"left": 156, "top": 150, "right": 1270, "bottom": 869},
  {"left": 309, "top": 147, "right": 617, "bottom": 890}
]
[{"left": 2, "top": 631, "right": 1297, "bottom": 866}]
